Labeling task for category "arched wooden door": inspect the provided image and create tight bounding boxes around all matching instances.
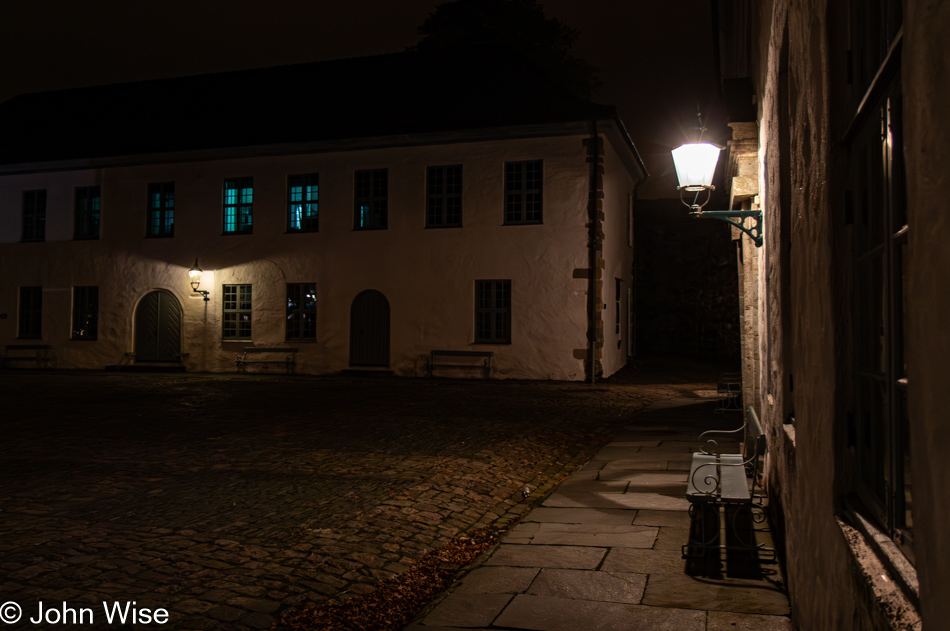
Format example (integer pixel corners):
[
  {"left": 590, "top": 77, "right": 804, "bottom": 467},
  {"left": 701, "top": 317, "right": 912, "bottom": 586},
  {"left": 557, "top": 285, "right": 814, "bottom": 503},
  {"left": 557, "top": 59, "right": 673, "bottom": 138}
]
[
  {"left": 349, "top": 290, "right": 390, "bottom": 366},
  {"left": 135, "top": 290, "right": 182, "bottom": 362}
]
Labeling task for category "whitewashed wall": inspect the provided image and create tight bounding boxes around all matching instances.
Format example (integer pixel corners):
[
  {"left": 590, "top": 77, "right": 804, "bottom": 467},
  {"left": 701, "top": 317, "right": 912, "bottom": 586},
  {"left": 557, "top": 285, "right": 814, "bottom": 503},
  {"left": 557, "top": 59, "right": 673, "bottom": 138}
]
[{"left": 0, "top": 134, "right": 637, "bottom": 380}]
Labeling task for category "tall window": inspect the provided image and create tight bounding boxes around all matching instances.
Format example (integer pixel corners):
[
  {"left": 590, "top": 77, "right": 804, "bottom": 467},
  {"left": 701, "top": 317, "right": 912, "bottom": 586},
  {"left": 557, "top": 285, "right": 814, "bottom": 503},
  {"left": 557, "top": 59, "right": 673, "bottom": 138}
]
[
  {"left": 504, "top": 160, "right": 542, "bottom": 224},
  {"left": 18, "top": 287, "right": 42, "bottom": 339},
  {"left": 74, "top": 186, "right": 100, "bottom": 239},
  {"left": 71, "top": 287, "right": 98, "bottom": 340},
  {"left": 22, "top": 190, "right": 46, "bottom": 242},
  {"left": 475, "top": 280, "right": 511, "bottom": 343},
  {"left": 288, "top": 174, "right": 319, "bottom": 232},
  {"left": 847, "top": 2, "right": 911, "bottom": 562},
  {"left": 286, "top": 283, "right": 317, "bottom": 341},
  {"left": 224, "top": 178, "right": 253, "bottom": 234},
  {"left": 615, "top": 279, "right": 622, "bottom": 335},
  {"left": 223, "top": 284, "right": 252, "bottom": 340},
  {"left": 354, "top": 169, "right": 387, "bottom": 230},
  {"left": 147, "top": 182, "right": 175, "bottom": 237},
  {"left": 427, "top": 165, "right": 462, "bottom": 227}
]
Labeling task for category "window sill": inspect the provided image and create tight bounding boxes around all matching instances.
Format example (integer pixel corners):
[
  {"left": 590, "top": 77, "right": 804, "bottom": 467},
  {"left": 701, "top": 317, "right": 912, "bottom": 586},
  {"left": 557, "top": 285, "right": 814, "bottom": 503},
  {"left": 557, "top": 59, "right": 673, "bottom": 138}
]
[
  {"left": 285, "top": 230, "right": 319, "bottom": 234},
  {"left": 145, "top": 234, "right": 174, "bottom": 239},
  {"left": 836, "top": 504, "right": 919, "bottom": 628},
  {"left": 222, "top": 232, "right": 253, "bottom": 236},
  {"left": 425, "top": 224, "right": 463, "bottom": 229},
  {"left": 502, "top": 221, "right": 543, "bottom": 226}
]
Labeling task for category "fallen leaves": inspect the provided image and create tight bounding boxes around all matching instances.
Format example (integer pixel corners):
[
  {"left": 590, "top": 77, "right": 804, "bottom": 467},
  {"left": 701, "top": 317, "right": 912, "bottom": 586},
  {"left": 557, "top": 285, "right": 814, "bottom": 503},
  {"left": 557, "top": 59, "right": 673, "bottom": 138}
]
[{"left": 274, "top": 528, "right": 502, "bottom": 631}]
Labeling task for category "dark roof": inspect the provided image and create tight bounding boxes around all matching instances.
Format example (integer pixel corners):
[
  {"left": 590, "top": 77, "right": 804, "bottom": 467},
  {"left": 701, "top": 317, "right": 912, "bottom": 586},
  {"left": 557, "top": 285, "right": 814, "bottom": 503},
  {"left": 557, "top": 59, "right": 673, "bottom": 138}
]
[{"left": 0, "top": 48, "right": 618, "bottom": 166}]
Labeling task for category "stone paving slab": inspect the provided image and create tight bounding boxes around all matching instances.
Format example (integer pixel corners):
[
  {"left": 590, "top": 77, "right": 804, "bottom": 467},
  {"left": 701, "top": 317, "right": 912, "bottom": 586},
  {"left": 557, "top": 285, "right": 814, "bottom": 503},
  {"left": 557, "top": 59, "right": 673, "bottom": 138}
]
[
  {"left": 492, "top": 595, "right": 706, "bottom": 631},
  {"left": 482, "top": 545, "right": 605, "bottom": 569},
  {"left": 600, "top": 548, "right": 688, "bottom": 574},
  {"left": 454, "top": 567, "right": 539, "bottom": 595},
  {"left": 518, "top": 523, "right": 658, "bottom": 548},
  {"left": 423, "top": 592, "right": 513, "bottom": 628},
  {"left": 526, "top": 568, "right": 647, "bottom": 604},
  {"left": 633, "top": 509, "right": 692, "bottom": 528},
  {"left": 642, "top": 573, "right": 791, "bottom": 615},
  {"left": 596, "top": 470, "right": 687, "bottom": 484},
  {"left": 554, "top": 479, "right": 629, "bottom": 492},
  {"left": 707, "top": 610, "right": 795, "bottom": 630},
  {"left": 542, "top": 491, "right": 689, "bottom": 511},
  {"left": 521, "top": 507, "right": 636, "bottom": 525}
]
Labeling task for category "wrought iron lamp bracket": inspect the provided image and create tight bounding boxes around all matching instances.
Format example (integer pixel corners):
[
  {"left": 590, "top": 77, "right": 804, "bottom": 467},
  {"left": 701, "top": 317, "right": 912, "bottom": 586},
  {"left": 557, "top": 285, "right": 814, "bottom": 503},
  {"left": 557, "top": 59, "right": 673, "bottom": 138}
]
[
  {"left": 689, "top": 207, "right": 764, "bottom": 248},
  {"left": 192, "top": 287, "right": 210, "bottom": 302}
]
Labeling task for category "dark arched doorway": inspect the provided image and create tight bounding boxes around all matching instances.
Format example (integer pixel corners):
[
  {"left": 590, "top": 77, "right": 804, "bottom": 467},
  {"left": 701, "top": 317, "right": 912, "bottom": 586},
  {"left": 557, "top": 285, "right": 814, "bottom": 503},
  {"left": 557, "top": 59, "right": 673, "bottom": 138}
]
[
  {"left": 134, "top": 290, "right": 182, "bottom": 362},
  {"left": 349, "top": 290, "right": 390, "bottom": 366}
]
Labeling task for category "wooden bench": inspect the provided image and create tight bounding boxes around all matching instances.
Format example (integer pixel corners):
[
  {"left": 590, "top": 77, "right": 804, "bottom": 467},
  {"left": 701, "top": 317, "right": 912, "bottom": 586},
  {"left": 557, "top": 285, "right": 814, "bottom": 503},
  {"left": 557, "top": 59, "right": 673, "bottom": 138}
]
[
  {"left": 427, "top": 350, "right": 493, "bottom": 380},
  {"left": 2, "top": 344, "right": 52, "bottom": 369},
  {"left": 716, "top": 371, "right": 742, "bottom": 413},
  {"left": 683, "top": 406, "right": 774, "bottom": 560},
  {"left": 236, "top": 347, "right": 298, "bottom": 374}
]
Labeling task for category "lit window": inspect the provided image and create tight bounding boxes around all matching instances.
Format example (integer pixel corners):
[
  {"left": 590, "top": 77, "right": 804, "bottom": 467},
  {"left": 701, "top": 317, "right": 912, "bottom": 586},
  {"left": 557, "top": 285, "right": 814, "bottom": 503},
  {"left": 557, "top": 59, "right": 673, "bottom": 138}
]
[
  {"left": 224, "top": 178, "right": 253, "bottom": 234},
  {"left": 22, "top": 190, "right": 46, "bottom": 242},
  {"left": 223, "top": 284, "right": 252, "bottom": 339},
  {"left": 354, "top": 169, "right": 387, "bottom": 230},
  {"left": 286, "top": 283, "right": 317, "bottom": 341},
  {"left": 288, "top": 174, "right": 319, "bottom": 232},
  {"left": 147, "top": 183, "right": 175, "bottom": 237},
  {"left": 74, "top": 186, "right": 100, "bottom": 239},
  {"left": 504, "top": 160, "right": 542, "bottom": 224}
]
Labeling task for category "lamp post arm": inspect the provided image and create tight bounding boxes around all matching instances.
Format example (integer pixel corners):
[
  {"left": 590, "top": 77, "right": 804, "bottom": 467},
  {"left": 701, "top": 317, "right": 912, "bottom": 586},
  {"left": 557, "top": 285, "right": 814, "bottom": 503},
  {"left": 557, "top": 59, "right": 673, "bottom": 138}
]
[{"left": 690, "top": 209, "right": 764, "bottom": 248}]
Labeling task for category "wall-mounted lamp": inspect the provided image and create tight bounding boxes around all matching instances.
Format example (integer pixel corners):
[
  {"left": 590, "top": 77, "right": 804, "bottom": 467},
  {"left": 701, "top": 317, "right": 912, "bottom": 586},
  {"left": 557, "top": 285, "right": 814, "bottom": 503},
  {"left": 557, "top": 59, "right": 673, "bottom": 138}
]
[
  {"left": 188, "top": 258, "right": 210, "bottom": 301},
  {"left": 672, "top": 142, "right": 764, "bottom": 247}
]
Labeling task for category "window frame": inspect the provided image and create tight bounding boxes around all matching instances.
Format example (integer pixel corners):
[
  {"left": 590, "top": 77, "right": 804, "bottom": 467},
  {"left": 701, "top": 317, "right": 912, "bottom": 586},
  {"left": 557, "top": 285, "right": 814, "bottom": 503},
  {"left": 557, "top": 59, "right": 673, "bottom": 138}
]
[
  {"left": 426, "top": 165, "right": 463, "bottom": 228},
  {"left": 844, "top": 20, "right": 912, "bottom": 564},
  {"left": 286, "top": 282, "right": 317, "bottom": 341},
  {"left": 474, "top": 279, "right": 512, "bottom": 344},
  {"left": 74, "top": 186, "right": 101, "bottom": 240},
  {"left": 22, "top": 189, "right": 46, "bottom": 242},
  {"left": 146, "top": 182, "right": 175, "bottom": 238},
  {"left": 223, "top": 177, "right": 254, "bottom": 235},
  {"left": 222, "top": 284, "right": 253, "bottom": 340},
  {"left": 354, "top": 169, "right": 388, "bottom": 230},
  {"left": 17, "top": 286, "right": 42, "bottom": 340},
  {"left": 287, "top": 174, "right": 319, "bottom": 233},
  {"left": 504, "top": 160, "right": 543, "bottom": 225},
  {"left": 71, "top": 286, "right": 99, "bottom": 341}
]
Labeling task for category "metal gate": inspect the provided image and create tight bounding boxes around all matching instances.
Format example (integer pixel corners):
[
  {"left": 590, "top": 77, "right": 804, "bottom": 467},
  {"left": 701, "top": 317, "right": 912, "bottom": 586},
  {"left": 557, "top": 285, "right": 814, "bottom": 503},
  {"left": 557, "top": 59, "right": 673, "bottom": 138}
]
[
  {"left": 134, "top": 290, "right": 182, "bottom": 362},
  {"left": 349, "top": 290, "right": 390, "bottom": 366}
]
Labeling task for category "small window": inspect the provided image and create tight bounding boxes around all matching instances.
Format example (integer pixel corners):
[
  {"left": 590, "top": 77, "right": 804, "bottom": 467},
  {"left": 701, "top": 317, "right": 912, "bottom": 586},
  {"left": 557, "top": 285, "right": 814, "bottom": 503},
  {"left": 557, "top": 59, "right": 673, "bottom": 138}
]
[
  {"left": 147, "top": 183, "right": 175, "bottom": 237},
  {"left": 224, "top": 178, "right": 253, "bottom": 234},
  {"left": 22, "top": 190, "right": 46, "bottom": 242},
  {"left": 427, "top": 165, "right": 462, "bottom": 227},
  {"left": 504, "top": 160, "right": 542, "bottom": 224},
  {"left": 71, "top": 287, "right": 99, "bottom": 340},
  {"left": 74, "top": 186, "right": 101, "bottom": 239},
  {"left": 288, "top": 174, "right": 319, "bottom": 232},
  {"left": 354, "top": 169, "right": 387, "bottom": 230},
  {"left": 223, "top": 284, "right": 252, "bottom": 340},
  {"left": 475, "top": 280, "right": 511, "bottom": 343},
  {"left": 18, "top": 286, "right": 42, "bottom": 339},
  {"left": 286, "top": 283, "right": 317, "bottom": 341}
]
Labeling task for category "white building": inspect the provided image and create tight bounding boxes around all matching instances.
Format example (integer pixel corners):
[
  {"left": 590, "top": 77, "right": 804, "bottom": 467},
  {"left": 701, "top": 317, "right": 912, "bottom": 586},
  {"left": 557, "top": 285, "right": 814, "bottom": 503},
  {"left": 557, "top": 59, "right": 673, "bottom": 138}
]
[{"left": 0, "top": 51, "right": 646, "bottom": 380}]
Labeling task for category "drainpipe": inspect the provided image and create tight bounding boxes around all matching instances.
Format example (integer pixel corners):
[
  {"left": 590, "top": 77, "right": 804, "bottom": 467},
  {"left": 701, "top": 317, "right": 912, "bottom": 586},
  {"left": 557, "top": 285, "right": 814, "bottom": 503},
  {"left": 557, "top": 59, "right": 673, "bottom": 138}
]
[{"left": 588, "top": 120, "right": 600, "bottom": 385}]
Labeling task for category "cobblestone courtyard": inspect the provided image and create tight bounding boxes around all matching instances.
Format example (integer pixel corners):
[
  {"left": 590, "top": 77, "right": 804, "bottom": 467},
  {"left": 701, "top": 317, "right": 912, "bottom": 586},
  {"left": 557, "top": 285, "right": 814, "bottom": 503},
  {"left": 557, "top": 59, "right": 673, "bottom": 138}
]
[{"left": 0, "top": 364, "right": 721, "bottom": 629}]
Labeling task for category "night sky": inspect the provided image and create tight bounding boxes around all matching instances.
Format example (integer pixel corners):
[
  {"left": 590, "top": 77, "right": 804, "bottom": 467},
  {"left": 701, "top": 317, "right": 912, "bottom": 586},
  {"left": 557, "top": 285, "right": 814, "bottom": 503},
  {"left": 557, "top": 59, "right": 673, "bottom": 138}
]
[{"left": 0, "top": 0, "right": 725, "bottom": 198}]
